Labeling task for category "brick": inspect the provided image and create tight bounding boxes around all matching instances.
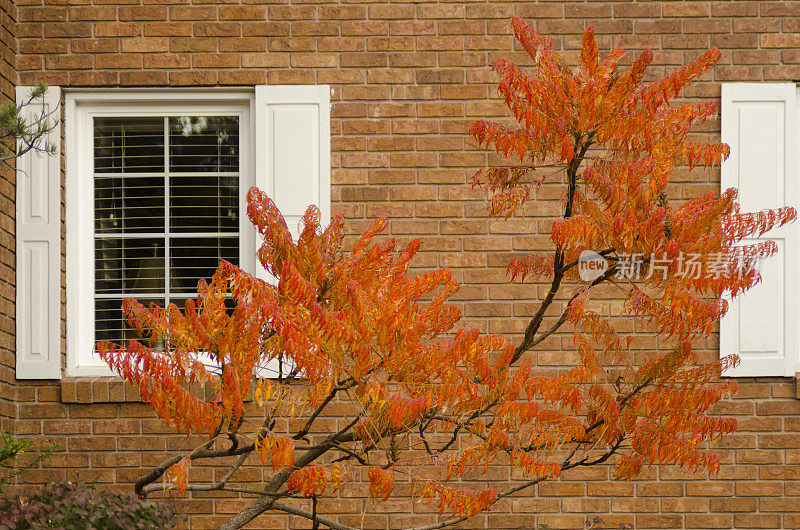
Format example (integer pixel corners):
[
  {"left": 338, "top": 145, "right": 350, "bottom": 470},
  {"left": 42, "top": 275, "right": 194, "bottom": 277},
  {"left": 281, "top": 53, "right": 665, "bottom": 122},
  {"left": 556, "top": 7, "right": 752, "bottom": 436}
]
[
  {"left": 119, "top": 6, "right": 167, "bottom": 21},
  {"left": 218, "top": 70, "right": 266, "bottom": 85},
  {"left": 761, "top": 1, "right": 800, "bottom": 15},
  {"left": 686, "top": 514, "right": 733, "bottom": 529},
  {"left": 44, "top": 22, "right": 91, "bottom": 38},
  {"left": 761, "top": 33, "right": 800, "bottom": 48},
  {"left": 119, "top": 70, "right": 168, "bottom": 86},
  {"left": 219, "top": 37, "right": 266, "bottom": 52},
  {"left": 710, "top": 497, "right": 757, "bottom": 512},
  {"left": 319, "top": 36, "right": 364, "bottom": 52},
  {"left": 69, "top": 70, "right": 119, "bottom": 87},
  {"left": 19, "top": 6, "right": 67, "bottom": 21},
  {"left": 661, "top": 497, "right": 708, "bottom": 513},
  {"left": 340, "top": 53, "right": 387, "bottom": 68},
  {"left": 68, "top": 6, "right": 115, "bottom": 21},
  {"left": 343, "top": 21, "right": 389, "bottom": 39},
  {"left": 733, "top": 513, "right": 782, "bottom": 529},
  {"left": 169, "top": 70, "right": 217, "bottom": 86},
  {"left": 759, "top": 433, "right": 800, "bottom": 448},
  {"left": 72, "top": 38, "right": 119, "bottom": 53},
  {"left": 144, "top": 53, "right": 190, "bottom": 69},
  {"left": 292, "top": 21, "right": 340, "bottom": 36},
  {"left": 19, "top": 404, "right": 66, "bottom": 419},
  {"left": 637, "top": 515, "right": 683, "bottom": 529},
  {"left": 220, "top": 6, "right": 267, "bottom": 20},
  {"left": 416, "top": 36, "right": 463, "bottom": 51},
  {"left": 193, "top": 22, "right": 240, "bottom": 37},
  {"left": 242, "top": 22, "right": 289, "bottom": 37},
  {"left": 416, "top": 69, "right": 465, "bottom": 84},
  {"left": 758, "top": 400, "right": 800, "bottom": 415},
  {"left": 169, "top": 6, "right": 217, "bottom": 21},
  {"left": 95, "top": 53, "right": 142, "bottom": 69},
  {"left": 270, "top": 6, "right": 316, "bottom": 20},
  {"left": 760, "top": 466, "right": 800, "bottom": 480},
  {"left": 290, "top": 53, "right": 338, "bottom": 68},
  {"left": 144, "top": 22, "right": 191, "bottom": 37},
  {"left": 192, "top": 53, "right": 239, "bottom": 69},
  {"left": 268, "top": 37, "right": 315, "bottom": 52},
  {"left": 20, "top": 38, "right": 68, "bottom": 54},
  {"left": 759, "top": 497, "right": 800, "bottom": 512},
  {"left": 389, "top": 52, "right": 436, "bottom": 68},
  {"left": 120, "top": 37, "right": 168, "bottom": 53},
  {"left": 687, "top": 482, "right": 734, "bottom": 497},
  {"left": 389, "top": 20, "right": 435, "bottom": 36},
  {"left": 170, "top": 38, "right": 216, "bottom": 53},
  {"left": 366, "top": 36, "right": 414, "bottom": 52},
  {"left": 663, "top": 3, "right": 710, "bottom": 17},
  {"left": 95, "top": 22, "right": 142, "bottom": 37}
]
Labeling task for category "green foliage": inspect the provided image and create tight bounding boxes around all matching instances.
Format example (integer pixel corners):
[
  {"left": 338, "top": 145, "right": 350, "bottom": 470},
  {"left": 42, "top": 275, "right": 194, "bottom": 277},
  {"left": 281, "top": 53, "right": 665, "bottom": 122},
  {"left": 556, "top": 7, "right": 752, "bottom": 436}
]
[
  {"left": 0, "top": 482, "right": 176, "bottom": 529},
  {"left": 0, "top": 431, "right": 60, "bottom": 493},
  {"left": 0, "top": 430, "right": 26, "bottom": 465},
  {"left": 0, "top": 82, "right": 58, "bottom": 165}
]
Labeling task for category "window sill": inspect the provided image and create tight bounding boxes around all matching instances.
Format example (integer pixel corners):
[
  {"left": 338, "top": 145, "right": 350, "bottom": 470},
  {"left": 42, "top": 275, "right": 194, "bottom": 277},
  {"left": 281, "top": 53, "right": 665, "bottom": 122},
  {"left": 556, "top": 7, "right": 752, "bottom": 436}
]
[
  {"left": 60, "top": 377, "right": 255, "bottom": 404},
  {"left": 61, "top": 377, "right": 143, "bottom": 403}
]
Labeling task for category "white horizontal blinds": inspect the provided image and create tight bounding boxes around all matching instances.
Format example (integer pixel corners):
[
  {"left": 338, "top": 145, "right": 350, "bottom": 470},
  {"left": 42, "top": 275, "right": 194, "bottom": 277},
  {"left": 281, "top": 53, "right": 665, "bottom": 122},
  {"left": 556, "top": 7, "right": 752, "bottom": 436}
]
[
  {"left": 15, "top": 85, "right": 61, "bottom": 380},
  {"left": 720, "top": 83, "right": 799, "bottom": 377},
  {"left": 93, "top": 115, "right": 240, "bottom": 347}
]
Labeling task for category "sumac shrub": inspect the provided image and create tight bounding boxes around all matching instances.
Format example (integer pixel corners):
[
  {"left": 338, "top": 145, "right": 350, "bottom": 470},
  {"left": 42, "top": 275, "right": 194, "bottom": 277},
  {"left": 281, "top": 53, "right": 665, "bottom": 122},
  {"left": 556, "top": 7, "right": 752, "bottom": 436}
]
[{"left": 0, "top": 482, "right": 175, "bottom": 529}]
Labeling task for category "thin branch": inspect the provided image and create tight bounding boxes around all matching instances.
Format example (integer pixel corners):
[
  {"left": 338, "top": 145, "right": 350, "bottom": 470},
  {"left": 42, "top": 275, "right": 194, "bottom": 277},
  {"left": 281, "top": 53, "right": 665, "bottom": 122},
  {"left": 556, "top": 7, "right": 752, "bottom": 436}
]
[
  {"left": 217, "top": 426, "right": 359, "bottom": 530},
  {"left": 271, "top": 501, "right": 357, "bottom": 530},
  {"left": 294, "top": 377, "right": 357, "bottom": 442},
  {"left": 511, "top": 136, "right": 594, "bottom": 364},
  {"left": 141, "top": 451, "right": 250, "bottom": 496},
  {"left": 528, "top": 264, "right": 619, "bottom": 350},
  {"left": 329, "top": 441, "right": 369, "bottom": 466},
  {"left": 135, "top": 433, "right": 249, "bottom": 498},
  {"left": 405, "top": 435, "right": 621, "bottom": 530}
]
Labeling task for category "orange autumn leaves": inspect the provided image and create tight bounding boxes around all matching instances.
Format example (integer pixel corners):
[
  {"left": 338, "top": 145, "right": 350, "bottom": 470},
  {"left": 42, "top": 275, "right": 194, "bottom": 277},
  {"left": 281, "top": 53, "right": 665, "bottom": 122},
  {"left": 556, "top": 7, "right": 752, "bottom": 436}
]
[
  {"left": 469, "top": 18, "right": 790, "bottom": 483},
  {"left": 99, "top": 18, "right": 793, "bottom": 523}
]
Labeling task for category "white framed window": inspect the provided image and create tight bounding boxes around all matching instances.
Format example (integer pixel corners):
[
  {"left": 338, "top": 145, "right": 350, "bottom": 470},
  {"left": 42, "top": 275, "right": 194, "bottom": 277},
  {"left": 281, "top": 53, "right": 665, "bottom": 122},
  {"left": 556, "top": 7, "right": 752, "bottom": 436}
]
[
  {"left": 720, "top": 83, "right": 800, "bottom": 378},
  {"left": 16, "top": 86, "right": 330, "bottom": 379},
  {"left": 65, "top": 90, "right": 255, "bottom": 377}
]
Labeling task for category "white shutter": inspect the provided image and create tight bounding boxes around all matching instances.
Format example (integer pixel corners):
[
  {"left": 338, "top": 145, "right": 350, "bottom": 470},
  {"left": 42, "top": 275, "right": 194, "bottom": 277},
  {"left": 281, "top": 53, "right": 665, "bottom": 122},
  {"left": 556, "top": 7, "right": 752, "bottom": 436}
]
[
  {"left": 15, "top": 86, "right": 62, "bottom": 379},
  {"left": 720, "top": 83, "right": 799, "bottom": 377},
  {"left": 254, "top": 85, "right": 331, "bottom": 280},
  {"left": 253, "top": 86, "right": 331, "bottom": 378}
]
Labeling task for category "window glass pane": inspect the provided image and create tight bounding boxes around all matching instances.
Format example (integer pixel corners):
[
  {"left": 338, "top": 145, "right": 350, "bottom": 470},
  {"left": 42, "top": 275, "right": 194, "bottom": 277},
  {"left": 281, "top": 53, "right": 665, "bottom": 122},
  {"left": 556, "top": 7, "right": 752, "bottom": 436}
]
[
  {"left": 93, "top": 114, "right": 241, "bottom": 348},
  {"left": 95, "top": 297, "right": 163, "bottom": 346},
  {"left": 169, "top": 116, "right": 238, "bottom": 173},
  {"left": 95, "top": 238, "right": 165, "bottom": 295},
  {"left": 95, "top": 174, "right": 165, "bottom": 234},
  {"left": 170, "top": 174, "right": 238, "bottom": 232},
  {"left": 169, "top": 236, "right": 238, "bottom": 294},
  {"left": 94, "top": 117, "right": 165, "bottom": 173}
]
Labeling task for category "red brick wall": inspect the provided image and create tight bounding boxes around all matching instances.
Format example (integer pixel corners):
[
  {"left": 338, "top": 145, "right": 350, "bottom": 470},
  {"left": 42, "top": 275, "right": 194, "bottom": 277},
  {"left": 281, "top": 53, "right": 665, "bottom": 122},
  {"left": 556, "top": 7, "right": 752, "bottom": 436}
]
[
  {"left": 0, "top": 0, "right": 15, "bottom": 431},
  {"left": 12, "top": 1, "right": 800, "bottom": 529}
]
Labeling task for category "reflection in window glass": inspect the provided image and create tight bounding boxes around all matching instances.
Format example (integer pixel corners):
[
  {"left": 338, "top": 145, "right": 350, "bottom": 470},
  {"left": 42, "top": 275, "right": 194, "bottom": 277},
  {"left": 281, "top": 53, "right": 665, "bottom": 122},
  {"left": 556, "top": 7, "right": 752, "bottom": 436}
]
[{"left": 93, "top": 115, "right": 240, "bottom": 345}]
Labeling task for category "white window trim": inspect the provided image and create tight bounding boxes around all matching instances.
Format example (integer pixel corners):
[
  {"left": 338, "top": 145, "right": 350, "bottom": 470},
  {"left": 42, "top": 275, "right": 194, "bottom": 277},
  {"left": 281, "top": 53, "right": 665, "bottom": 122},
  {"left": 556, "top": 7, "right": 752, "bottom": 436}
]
[{"left": 65, "top": 89, "right": 256, "bottom": 377}]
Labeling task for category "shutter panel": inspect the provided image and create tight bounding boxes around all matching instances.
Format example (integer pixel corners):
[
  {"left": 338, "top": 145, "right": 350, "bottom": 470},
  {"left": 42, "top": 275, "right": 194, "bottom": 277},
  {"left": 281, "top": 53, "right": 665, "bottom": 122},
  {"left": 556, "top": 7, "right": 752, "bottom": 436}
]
[
  {"left": 253, "top": 86, "right": 331, "bottom": 378},
  {"left": 15, "top": 86, "right": 62, "bottom": 379},
  {"left": 254, "top": 85, "right": 331, "bottom": 280},
  {"left": 720, "top": 83, "right": 799, "bottom": 377}
]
